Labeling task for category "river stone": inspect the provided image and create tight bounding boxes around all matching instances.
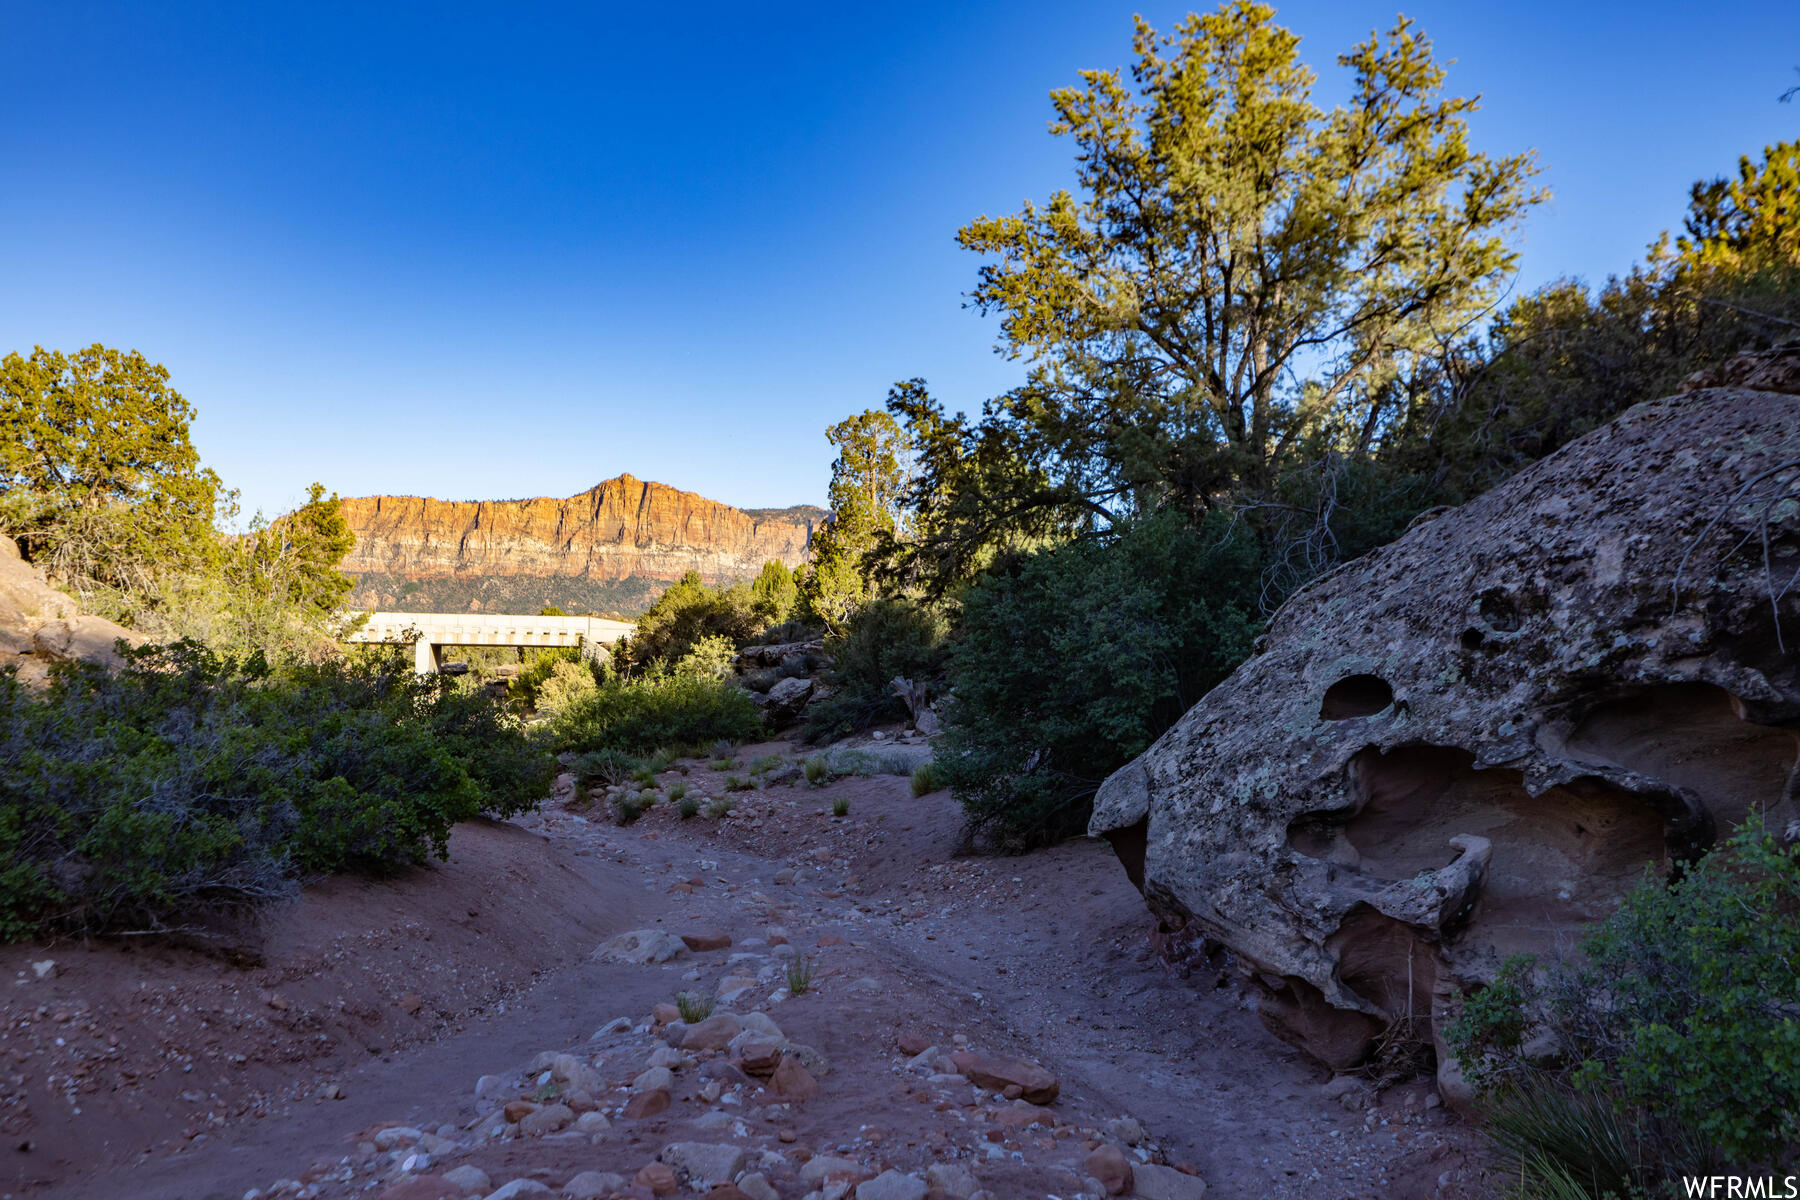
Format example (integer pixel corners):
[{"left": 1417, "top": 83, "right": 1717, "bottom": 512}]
[
  {"left": 1088, "top": 373, "right": 1800, "bottom": 1091},
  {"left": 659, "top": 1141, "right": 747, "bottom": 1188},
  {"left": 595, "top": 930, "right": 688, "bottom": 964}
]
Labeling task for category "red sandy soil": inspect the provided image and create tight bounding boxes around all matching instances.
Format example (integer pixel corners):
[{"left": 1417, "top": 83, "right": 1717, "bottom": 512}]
[{"left": 4, "top": 738, "right": 1493, "bottom": 1200}]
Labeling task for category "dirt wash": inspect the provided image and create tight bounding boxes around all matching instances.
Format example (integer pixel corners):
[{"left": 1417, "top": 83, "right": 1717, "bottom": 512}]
[{"left": 6, "top": 741, "right": 1486, "bottom": 1200}]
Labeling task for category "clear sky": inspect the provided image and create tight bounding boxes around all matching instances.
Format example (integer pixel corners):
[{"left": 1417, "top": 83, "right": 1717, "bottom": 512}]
[{"left": 4, "top": 2, "right": 1795, "bottom": 520}]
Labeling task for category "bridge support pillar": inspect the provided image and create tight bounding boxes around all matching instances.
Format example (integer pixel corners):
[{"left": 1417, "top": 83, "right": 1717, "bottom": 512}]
[{"left": 414, "top": 639, "right": 441, "bottom": 675}]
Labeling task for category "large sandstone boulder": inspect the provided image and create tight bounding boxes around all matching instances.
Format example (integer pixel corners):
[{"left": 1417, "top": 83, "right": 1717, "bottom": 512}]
[
  {"left": 1089, "top": 381, "right": 1800, "bottom": 1090},
  {"left": 0, "top": 535, "right": 142, "bottom": 682}
]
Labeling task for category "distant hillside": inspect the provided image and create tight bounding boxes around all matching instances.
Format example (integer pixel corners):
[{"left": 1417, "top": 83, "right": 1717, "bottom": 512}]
[{"left": 339, "top": 474, "right": 824, "bottom": 617}]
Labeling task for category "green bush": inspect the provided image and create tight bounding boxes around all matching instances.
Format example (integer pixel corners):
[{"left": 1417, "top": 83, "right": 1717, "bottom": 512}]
[
  {"left": 567, "top": 749, "right": 643, "bottom": 789},
  {"left": 939, "top": 511, "right": 1262, "bottom": 847},
  {"left": 910, "top": 762, "right": 938, "bottom": 797},
  {"left": 804, "top": 598, "right": 948, "bottom": 740},
  {"left": 544, "top": 671, "right": 763, "bottom": 756},
  {"left": 620, "top": 570, "right": 761, "bottom": 672},
  {"left": 673, "top": 634, "right": 736, "bottom": 680},
  {"left": 0, "top": 642, "right": 553, "bottom": 940},
  {"left": 511, "top": 645, "right": 591, "bottom": 710},
  {"left": 1450, "top": 820, "right": 1800, "bottom": 1185}
]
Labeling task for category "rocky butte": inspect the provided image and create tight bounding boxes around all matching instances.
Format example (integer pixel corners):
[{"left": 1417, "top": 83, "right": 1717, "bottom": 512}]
[{"left": 339, "top": 474, "right": 824, "bottom": 614}]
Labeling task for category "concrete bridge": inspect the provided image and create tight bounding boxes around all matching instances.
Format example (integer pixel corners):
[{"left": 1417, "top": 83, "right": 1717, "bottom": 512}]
[{"left": 347, "top": 612, "right": 636, "bottom": 674}]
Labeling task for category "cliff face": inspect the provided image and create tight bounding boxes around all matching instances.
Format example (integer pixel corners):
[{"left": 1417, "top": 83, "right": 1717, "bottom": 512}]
[{"left": 340, "top": 475, "right": 822, "bottom": 614}]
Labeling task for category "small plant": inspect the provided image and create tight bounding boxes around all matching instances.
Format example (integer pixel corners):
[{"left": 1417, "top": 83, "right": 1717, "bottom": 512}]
[
  {"left": 638, "top": 787, "right": 660, "bottom": 808},
  {"left": 646, "top": 747, "right": 677, "bottom": 774},
  {"left": 803, "top": 753, "right": 831, "bottom": 786},
  {"left": 831, "top": 796, "right": 850, "bottom": 818},
  {"left": 677, "top": 794, "right": 700, "bottom": 819},
  {"left": 725, "top": 774, "right": 753, "bottom": 792},
  {"left": 529, "top": 1080, "right": 562, "bottom": 1102},
  {"left": 786, "top": 953, "right": 815, "bottom": 996},
  {"left": 706, "top": 796, "right": 736, "bottom": 819},
  {"left": 709, "top": 738, "right": 735, "bottom": 757},
  {"left": 675, "top": 990, "right": 716, "bottom": 1023},
  {"left": 709, "top": 756, "right": 737, "bottom": 772},
  {"left": 631, "top": 765, "right": 658, "bottom": 787},
  {"left": 909, "top": 761, "right": 937, "bottom": 797},
  {"left": 667, "top": 780, "right": 689, "bottom": 804},
  {"left": 752, "top": 753, "right": 784, "bottom": 775},
  {"left": 569, "top": 748, "right": 642, "bottom": 789},
  {"left": 615, "top": 794, "right": 646, "bottom": 825}
]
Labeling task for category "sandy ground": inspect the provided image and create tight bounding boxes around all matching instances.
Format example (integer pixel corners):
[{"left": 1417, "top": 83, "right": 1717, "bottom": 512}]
[{"left": 4, "top": 738, "right": 1492, "bottom": 1200}]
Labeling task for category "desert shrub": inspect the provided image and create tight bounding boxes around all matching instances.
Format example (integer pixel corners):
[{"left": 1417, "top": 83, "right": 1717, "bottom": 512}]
[
  {"left": 803, "top": 753, "right": 830, "bottom": 785},
  {"left": 817, "top": 746, "right": 924, "bottom": 776},
  {"left": 676, "top": 990, "right": 715, "bottom": 1022},
  {"left": 1449, "top": 820, "right": 1800, "bottom": 1186},
  {"left": 532, "top": 655, "right": 602, "bottom": 715},
  {"left": 804, "top": 598, "right": 948, "bottom": 740},
  {"left": 939, "top": 511, "right": 1262, "bottom": 848},
  {"left": 831, "top": 796, "right": 850, "bottom": 818},
  {"left": 910, "top": 761, "right": 938, "bottom": 797},
  {"left": 0, "top": 642, "right": 552, "bottom": 940},
  {"left": 704, "top": 796, "right": 735, "bottom": 819},
  {"left": 749, "top": 560, "right": 800, "bottom": 626},
  {"left": 677, "top": 794, "right": 700, "bottom": 819},
  {"left": 748, "top": 618, "right": 816, "bottom": 646},
  {"left": 543, "top": 671, "right": 763, "bottom": 755},
  {"left": 568, "top": 749, "right": 643, "bottom": 789},
  {"left": 673, "top": 634, "right": 736, "bottom": 680},
  {"left": 511, "top": 645, "right": 589, "bottom": 710},
  {"left": 620, "top": 571, "right": 761, "bottom": 672}
]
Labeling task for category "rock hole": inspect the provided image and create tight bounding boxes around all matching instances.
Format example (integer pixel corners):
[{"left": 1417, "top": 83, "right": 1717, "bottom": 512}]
[
  {"left": 1458, "top": 628, "right": 1485, "bottom": 652},
  {"left": 1478, "top": 589, "right": 1522, "bottom": 632},
  {"left": 1320, "top": 674, "right": 1394, "bottom": 720},
  {"left": 1102, "top": 817, "right": 1149, "bottom": 893}
]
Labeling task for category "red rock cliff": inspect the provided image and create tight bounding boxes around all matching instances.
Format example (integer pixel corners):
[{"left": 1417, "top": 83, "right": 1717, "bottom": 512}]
[{"left": 339, "top": 475, "right": 822, "bottom": 587}]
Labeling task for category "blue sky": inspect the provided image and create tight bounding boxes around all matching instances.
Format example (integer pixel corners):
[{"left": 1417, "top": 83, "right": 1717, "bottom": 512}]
[{"left": 4, "top": 1, "right": 1795, "bottom": 520}]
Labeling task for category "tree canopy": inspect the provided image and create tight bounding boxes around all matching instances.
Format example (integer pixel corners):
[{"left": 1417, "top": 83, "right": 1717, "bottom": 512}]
[{"left": 944, "top": 2, "right": 1541, "bottom": 539}]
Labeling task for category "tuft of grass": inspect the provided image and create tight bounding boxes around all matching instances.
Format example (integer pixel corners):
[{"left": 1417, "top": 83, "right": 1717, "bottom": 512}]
[
  {"left": 667, "top": 780, "right": 689, "bottom": 804},
  {"left": 675, "top": 990, "right": 716, "bottom": 1023},
  {"left": 706, "top": 796, "right": 736, "bottom": 819},
  {"left": 615, "top": 794, "right": 646, "bottom": 825},
  {"left": 751, "top": 753, "right": 784, "bottom": 775},
  {"left": 831, "top": 795, "right": 850, "bottom": 818},
  {"left": 803, "top": 753, "right": 831, "bottom": 786},
  {"left": 909, "top": 761, "right": 938, "bottom": 797},
  {"left": 568, "top": 748, "right": 644, "bottom": 789},
  {"left": 709, "top": 756, "right": 737, "bottom": 772},
  {"left": 709, "top": 738, "right": 735, "bottom": 758},
  {"left": 677, "top": 794, "right": 700, "bottom": 819},
  {"left": 631, "top": 765, "right": 658, "bottom": 787},
  {"left": 528, "top": 1080, "right": 561, "bottom": 1102},
  {"left": 1484, "top": 1082, "right": 1646, "bottom": 1200},
  {"left": 725, "top": 774, "right": 753, "bottom": 792},
  {"left": 786, "top": 953, "right": 815, "bottom": 996}
]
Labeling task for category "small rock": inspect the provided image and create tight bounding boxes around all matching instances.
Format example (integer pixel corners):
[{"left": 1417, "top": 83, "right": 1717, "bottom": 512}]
[
  {"left": 474, "top": 1074, "right": 510, "bottom": 1101},
  {"left": 30, "top": 960, "right": 56, "bottom": 980},
  {"left": 767, "top": 1056, "right": 820, "bottom": 1101},
  {"left": 681, "top": 1014, "right": 745, "bottom": 1051},
  {"left": 442, "top": 1165, "right": 491, "bottom": 1197},
  {"left": 397, "top": 992, "right": 425, "bottom": 1016},
  {"left": 735, "top": 1041, "right": 784, "bottom": 1076},
  {"left": 738, "top": 1177, "right": 779, "bottom": 1200},
  {"left": 373, "top": 1126, "right": 423, "bottom": 1150},
  {"left": 592, "top": 1016, "right": 634, "bottom": 1039},
  {"left": 574, "top": 1110, "right": 611, "bottom": 1134},
  {"left": 855, "top": 1170, "right": 926, "bottom": 1200},
  {"left": 635, "top": 1162, "right": 679, "bottom": 1196},
  {"left": 659, "top": 1142, "right": 747, "bottom": 1188},
  {"left": 924, "top": 1163, "right": 977, "bottom": 1199},
  {"left": 682, "top": 931, "right": 733, "bottom": 952},
  {"left": 652, "top": 1003, "right": 681, "bottom": 1025},
  {"left": 597, "top": 930, "right": 689, "bottom": 965},
  {"left": 379, "top": 1177, "right": 459, "bottom": 1200},
  {"left": 502, "top": 1100, "right": 538, "bottom": 1123},
  {"left": 563, "top": 1171, "right": 628, "bottom": 1200},
  {"left": 895, "top": 1030, "right": 933, "bottom": 1056},
  {"left": 1104, "top": 1117, "right": 1144, "bottom": 1146},
  {"left": 1130, "top": 1162, "right": 1206, "bottom": 1200},
  {"left": 1084, "top": 1145, "right": 1133, "bottom": 1196},
  {"left": 624, "top": 1089, "right": 671, "bottom": 1119},
  {"left": 633, "top": 1066, "right": 675, "bottom": 1093},
  {"left": 800, "top": 1156, "right": 864, "bottom": 1187},
  {"left": 482, "top": 1182, "right": 553, "bottom": 1200},
  {"left": 948, "top": 1052, "right": 1059, "bottom": 1105},
  {"left": 740, "top": 1011, "right": 783, "bottom": 1039},
  {"left": 517, "top": 1104, "right": 574, "bottom": 1136},
  {"left": 646, "top": 1047, "right": 689, "bottom": 1070}
]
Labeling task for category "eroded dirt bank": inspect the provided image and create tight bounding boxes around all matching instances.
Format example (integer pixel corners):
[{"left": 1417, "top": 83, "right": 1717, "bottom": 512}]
[{"left": 8, "top": 741, "right": 1487, "bottom": 1200}]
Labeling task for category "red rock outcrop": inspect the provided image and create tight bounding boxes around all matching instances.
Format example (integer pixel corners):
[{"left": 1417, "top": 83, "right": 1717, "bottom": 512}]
[{"left": 339, "top": 475, "right": 822, "bottom": 608}]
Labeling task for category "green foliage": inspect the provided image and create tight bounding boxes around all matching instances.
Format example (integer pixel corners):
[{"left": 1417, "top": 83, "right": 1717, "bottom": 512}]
[
  {"left": 0, "top": 643, "right": 551, "bottom": 940},
  {"left": 932, "top": 4, "right": 1541, "bottom": 544},
  {"left": 940, "top": 511, "right": 1263, "bottom": 847},
  {"left": 749, "top": 560, "right": 800, "bottom": 626},
  {"left": 0, "top": 345, "right": 222, "bottom": 601},
  {"left": 674, "top": 634, "right": 736, "bottom": 680},
  {"left": 568, "top": 749, "right": 643, "bottom": 790},
  {"left": 704, "top": 796, "right": 735, "bottom": 819},
  {"left": 543, "top": 671, "right": 763, "bottom": 756},
  {"left": 1449, "top": 821, "right": 1800, "bottom": 1183},
  {"left": 621, "top": 570, "right": 761, "bottom": 673},
  {"left": 786, "top": 953, "right": 815, "bottom": 995},
  {"left": 1677, "top": 138, "right": 1800, "bottom": 273},
  {"left": 676, "top": 991, "right": 715, "bottom": 1022},
  {"left": 676, "top": 793, "right": 700, "bottom": 819},
  {"left": 804, "top": 598, "right": 948, "bottom": 740},
  {"left": 831, "top": 796, "right": 850, "bottom": 818},
  {"left": 910, "top": 762, "right": 938, "bottom": 797},
  {"left": 534, "top": 655, "right": 604, "bottom": 716},
  {"left": 800, "top": 409, "right": 914, "bottom": 632},
  {"left": 803, "top": 754, "right": 830, "bottom": 786},
  {"left": 724, "top": 774, "right": 752, "bottom": 792}
]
